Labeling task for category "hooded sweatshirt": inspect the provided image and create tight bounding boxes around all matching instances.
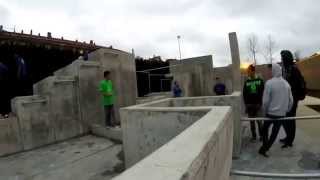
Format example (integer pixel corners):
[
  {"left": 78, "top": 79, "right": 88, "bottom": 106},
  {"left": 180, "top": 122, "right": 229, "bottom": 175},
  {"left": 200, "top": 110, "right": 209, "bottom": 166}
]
[{"left": 262, "top": 63, "right": 293, "bottom": 117}]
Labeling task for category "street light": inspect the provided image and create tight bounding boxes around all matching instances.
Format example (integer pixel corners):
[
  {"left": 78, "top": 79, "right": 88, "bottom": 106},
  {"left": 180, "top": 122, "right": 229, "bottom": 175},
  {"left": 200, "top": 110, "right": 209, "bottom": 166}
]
[{"left": 177, "top": 35, "right": 182, "bottom": 60}]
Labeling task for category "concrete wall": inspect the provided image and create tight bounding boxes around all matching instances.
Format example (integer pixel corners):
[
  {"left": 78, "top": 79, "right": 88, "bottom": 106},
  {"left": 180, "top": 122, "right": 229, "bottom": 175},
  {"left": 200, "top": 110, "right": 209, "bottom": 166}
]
[
  {"left": 114, "top": 106, "right": 233, "bottom": 180},
  {"left": 170, "top": 92, "right": 242, "bottom": 157},
  {"left": 120, "top": 92, "right": 241, "bottom": 169},
  {"left": 55, "top": 60, "right": 105, "bottom": 130},
  {"left": 90, "top": 49, "right": 137, "bottom": 123},
  {"left": 0, "top": 48, "right": 138, "bottom": 156},
  {"left": 34, "top": 76, "right": 83, "bottom": 140},
  {"left": 297, "top": 55, "right": 320, "bottom": 90},
  {"left": 121, "top": 106, "right": 209, "bottom": 167},
  {"left": 11, "top": 95, "right": 55, "bottom": 150},
  {"left": 169, "top": 55, "right": 213, "bottom": 97},
  {"left": 0, "top": 117, "right": 23, "bottom": 156}
]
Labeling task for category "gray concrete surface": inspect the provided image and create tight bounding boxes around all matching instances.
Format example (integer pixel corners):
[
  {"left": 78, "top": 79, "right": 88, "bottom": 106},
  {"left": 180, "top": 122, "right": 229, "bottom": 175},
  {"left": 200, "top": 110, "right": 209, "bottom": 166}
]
[
  {"left": 0, "top": 135, "right": 123, "bottom": 180},
  {"left": 11, "top": 95, "right": 55, "bottom": 151},
  {"left": 232, "top": 96, "right": 320, "bottom": 179},
  {"left": 91, "top": 124, "right": 122, "bottom": 143},
  {"left": 169, "top": 55, "right": 213, "bottom": 97},
  {"left": 169, "top": 92, "right": 242, "bottom": 157},
  {"left": 55, "top": 60, "right": 105, "bottom": 131},
  {"left": 121, "top": 106, "right": 208, "bottom": 168},
  {"left": 34, "top": 75, "right": 83, "bottom": 141},
  {"left": 0, "top": 117, "right": 23, "bottom": 156},
  {"left": 113, "top": 107, "right": 233, "bottom": 180}
]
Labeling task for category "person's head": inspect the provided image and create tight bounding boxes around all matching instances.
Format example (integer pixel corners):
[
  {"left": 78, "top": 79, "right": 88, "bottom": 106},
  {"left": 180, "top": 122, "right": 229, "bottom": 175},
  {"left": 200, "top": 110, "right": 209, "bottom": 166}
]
[
  {"left": 247, "top": 64, "right": 256, "bottom": 78},
  {"left": 104, "top": 71, "right": 110, "bottom": 80},
  {"left": 269, "top": 63, "right": 282, "bottom": 78},
  {"left": 215, "top": 77, "right": 221, "bottom": 83},
  {"left": 280, "top": 50, "right": 294, "bottom": 67}
]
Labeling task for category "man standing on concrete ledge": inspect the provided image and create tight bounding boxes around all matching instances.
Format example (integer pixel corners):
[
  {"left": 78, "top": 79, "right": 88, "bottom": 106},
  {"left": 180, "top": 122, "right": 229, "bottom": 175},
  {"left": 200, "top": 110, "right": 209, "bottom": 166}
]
[
  {"left": 259, "top": 64, "right": 293, "bottom": 157},
  {"left": 99, "top": 71, "right": 116, "bottom": 127}
]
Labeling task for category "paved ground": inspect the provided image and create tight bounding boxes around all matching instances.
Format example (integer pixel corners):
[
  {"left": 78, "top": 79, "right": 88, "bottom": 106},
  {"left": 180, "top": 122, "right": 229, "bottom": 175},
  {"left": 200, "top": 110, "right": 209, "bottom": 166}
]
[
  {"left": 0, "top": 135, "right": 124, "bottom": 180},
  {"left": 232, "top": 96, "right": 320, "bottom": 180}
]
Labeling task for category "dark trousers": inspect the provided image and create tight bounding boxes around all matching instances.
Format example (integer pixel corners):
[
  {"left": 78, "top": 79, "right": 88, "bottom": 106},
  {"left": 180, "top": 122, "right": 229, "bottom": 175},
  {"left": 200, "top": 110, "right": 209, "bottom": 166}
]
[
  {"left": 260, "top": 114, "right": 283, "bottom": 153},
  {"left": 282, "top": 101, "right": 298, "bottom": 145},
  {"left": 104, "top": 105, "right": 115, "bottom": 126},
  {"left": 246, "top": 104, "right": 262, "bottom": 138}
]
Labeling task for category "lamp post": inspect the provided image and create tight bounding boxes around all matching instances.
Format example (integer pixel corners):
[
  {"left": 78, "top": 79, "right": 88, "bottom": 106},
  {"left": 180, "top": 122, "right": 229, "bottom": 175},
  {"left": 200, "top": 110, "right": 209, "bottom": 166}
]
[{"left": 177, "top": 35, "right": 182, "bottom": 60}]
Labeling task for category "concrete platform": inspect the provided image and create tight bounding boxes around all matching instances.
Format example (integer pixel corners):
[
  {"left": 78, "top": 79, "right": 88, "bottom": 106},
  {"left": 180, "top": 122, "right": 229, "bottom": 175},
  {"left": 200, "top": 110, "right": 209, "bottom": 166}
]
[
  {"left": 232, "top": 96, "right": 320, "bottom": 179},
  {"left": 0, "top": 135, "right": 124, "bottom": 180}
]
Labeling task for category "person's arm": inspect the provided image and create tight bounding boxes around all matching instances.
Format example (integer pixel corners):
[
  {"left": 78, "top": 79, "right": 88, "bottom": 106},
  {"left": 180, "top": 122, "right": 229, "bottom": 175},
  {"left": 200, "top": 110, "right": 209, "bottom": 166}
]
[
  {"left": 288, "top": 85, "right": 294, "bottom": 113},
  {"left": 258, "top": 79, "right": 265, "bottom": 105},
  {"left": 262, "top": 82, "right": 271, "bottom": 115},
  {"left": 243, "top": 81, "right": 248, "bottom": 104}
]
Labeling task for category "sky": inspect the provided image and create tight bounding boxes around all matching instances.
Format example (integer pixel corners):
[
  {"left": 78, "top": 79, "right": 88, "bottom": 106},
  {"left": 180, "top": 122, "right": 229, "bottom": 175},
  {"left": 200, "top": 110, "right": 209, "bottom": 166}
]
[{"left": 1, "top": 0, "right": 320, "bottom": 67}]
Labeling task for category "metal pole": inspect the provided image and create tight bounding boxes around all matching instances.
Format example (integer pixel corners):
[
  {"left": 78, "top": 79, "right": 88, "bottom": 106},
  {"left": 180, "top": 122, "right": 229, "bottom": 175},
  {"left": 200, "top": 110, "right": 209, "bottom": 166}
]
[
  {"left": 241, "top": 115, "right": 320, "bottom": 121},
  {"left": 231, "top": 170, "right": 320, "bottom": 179},
  {"left": 148, "top": 72, "right": 151, "bottom": 94},
  {"left": 177, "top": 35, "right": 182, "bottom": 60}
]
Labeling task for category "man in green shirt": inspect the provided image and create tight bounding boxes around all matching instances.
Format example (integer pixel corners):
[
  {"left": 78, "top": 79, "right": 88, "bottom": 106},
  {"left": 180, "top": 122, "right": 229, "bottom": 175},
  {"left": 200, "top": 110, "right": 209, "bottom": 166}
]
[{"left": 99, "top": 71, "right": 115, "bottom": 127}]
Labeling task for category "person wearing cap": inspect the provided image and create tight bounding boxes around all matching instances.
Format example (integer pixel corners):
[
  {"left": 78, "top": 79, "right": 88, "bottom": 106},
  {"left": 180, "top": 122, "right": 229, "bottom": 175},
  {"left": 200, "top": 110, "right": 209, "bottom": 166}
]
[{"left": 243, "top": 64, "right": 264, "bottom": 141}]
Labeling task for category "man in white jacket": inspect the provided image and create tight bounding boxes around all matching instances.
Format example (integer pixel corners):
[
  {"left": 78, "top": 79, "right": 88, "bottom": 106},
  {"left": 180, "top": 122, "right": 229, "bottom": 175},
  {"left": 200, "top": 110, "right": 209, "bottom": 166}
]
[{"left": 259, "top": 63, "right": 293, "bottom": 157}]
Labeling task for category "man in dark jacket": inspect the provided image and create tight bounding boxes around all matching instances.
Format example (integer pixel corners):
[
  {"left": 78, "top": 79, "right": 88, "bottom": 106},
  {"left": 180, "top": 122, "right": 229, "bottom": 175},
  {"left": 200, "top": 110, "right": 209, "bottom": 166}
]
[
  {"left": 243, "top": 64, "right": 264, "bottom": 141},
  {"left": 280, "top": 50, "right": 306, "bottom": 148}
]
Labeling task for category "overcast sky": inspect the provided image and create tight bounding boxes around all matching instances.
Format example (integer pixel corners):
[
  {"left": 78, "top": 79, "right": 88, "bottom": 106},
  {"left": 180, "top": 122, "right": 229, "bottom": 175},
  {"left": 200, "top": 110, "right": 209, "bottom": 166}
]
[{"left": 1, "top": 0, "right": 320, "bottom": 66}]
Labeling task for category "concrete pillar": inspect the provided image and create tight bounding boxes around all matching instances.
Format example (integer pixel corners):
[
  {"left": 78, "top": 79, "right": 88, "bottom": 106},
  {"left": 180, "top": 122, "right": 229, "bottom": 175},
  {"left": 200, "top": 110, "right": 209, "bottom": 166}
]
[{"left": 229, "top": 32, "right": 241, "bottom": 92}]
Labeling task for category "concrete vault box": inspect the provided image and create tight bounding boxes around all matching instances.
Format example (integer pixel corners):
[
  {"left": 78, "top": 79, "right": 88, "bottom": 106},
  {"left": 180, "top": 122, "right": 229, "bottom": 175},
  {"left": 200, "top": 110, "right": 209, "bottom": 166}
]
[{"left": 115, "top": 92, "right": 241, "bottom": 180}]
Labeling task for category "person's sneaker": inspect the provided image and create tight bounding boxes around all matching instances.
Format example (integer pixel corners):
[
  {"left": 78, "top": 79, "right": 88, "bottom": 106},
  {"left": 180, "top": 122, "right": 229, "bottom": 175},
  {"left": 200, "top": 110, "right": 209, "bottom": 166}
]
[
  {"left": 281, "top": 144, "right": 293, "bottom": 149},
  {"left": 279, "top": 138, "right": 287, "bottom": 144},
  {"left": 258, "top": 149, "right": 269, "bottom": 158},
  {"left": 4, "top": 114, "right": 9, "bottom": 118}
]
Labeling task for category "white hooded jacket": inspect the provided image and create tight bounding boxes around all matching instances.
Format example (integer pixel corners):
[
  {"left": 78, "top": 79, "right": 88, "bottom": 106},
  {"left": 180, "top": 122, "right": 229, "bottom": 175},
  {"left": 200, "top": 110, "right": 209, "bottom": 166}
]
[{"left": 262, "top": 63, "right": 293, "bottom": 117}]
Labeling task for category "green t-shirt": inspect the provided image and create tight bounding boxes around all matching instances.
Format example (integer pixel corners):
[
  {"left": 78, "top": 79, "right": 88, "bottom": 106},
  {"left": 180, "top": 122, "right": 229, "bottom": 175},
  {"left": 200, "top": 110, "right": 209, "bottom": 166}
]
[{"left": 99, "top": 79, "right": 115, "bottom": 106}]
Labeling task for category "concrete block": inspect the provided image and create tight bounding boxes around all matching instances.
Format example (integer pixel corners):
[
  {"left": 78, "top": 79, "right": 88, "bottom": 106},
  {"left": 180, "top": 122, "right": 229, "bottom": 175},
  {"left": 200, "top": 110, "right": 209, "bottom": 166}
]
[
  {"left": 78, "top": 61, "right": 105, "bottom": 130},
  {"left": 11, "top": 95, "right": 55, "bottom": 150},
  {"left": 34, "top": 76, "right": 83, "bottom": 141},
  {"left": 55, "top": 60, "right": 105, "bottom": 132},
  {"left": 90, "top": 124, "right": 122, "bottom": 142},
  {"left": 0, "top": 117, "right": 23, "bottom": 156},
  {"left": 112, "top": 107, "right": 233, "bottom": 180},
  {"left": 121, "top": 107, "right": 209, "bottom": 168}
]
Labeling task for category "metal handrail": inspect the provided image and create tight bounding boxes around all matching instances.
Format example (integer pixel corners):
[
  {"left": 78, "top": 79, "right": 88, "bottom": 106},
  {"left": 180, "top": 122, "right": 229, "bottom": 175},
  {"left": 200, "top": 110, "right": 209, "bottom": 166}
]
[
  {"left": 241, "top": 115, "right": 320, "bottom": 121},
  {"left": 231, "top": 170, "right": 320, "bottom": 179}
]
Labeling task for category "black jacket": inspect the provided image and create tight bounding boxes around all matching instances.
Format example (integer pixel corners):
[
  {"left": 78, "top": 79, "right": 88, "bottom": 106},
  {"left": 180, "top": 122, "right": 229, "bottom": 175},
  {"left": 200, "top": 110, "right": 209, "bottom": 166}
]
[{"left": 243, "top": 76, "right": 264, "bottom": 105}]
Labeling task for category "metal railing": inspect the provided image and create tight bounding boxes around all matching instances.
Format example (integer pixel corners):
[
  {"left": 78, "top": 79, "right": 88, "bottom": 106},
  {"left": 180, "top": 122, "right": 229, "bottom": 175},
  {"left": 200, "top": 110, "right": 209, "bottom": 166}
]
[
  {"left": 241, "top": 115, "right": 320, "bottom": 121},
  {"left": 231, "top": 170, "right": 320, "bottom": 179}
]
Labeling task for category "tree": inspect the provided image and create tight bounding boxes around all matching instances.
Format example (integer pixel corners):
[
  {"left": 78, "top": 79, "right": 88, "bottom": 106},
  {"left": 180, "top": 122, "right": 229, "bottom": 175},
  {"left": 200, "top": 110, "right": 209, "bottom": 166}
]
[
  {"left": 247, "top": 34, "right": 259, "bottom": 65},
  {"left": 294, "top": 50, "right": 301, "bottom": 62},
  {"left": 263, "top": 35, "right": 277, "bottom": 64}
]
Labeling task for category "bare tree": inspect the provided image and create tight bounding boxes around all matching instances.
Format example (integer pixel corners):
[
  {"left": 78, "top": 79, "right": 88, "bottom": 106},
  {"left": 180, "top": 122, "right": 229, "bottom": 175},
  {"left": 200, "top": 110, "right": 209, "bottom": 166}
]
[
  {"left": 294, "top": 50, "right": 301, "bottom": 62},
  {"left": 264, "top": 35, "right": 277, "bottom": 64},
  {"left": 247, "top": 34, "right": 259, "bottom": 65}
]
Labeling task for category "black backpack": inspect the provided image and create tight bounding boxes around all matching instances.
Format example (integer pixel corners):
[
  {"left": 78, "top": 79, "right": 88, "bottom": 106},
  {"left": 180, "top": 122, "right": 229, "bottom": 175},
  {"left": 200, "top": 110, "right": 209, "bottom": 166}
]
[{"left": 295, "top": 66, "right": 307, "bottom": 100}]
